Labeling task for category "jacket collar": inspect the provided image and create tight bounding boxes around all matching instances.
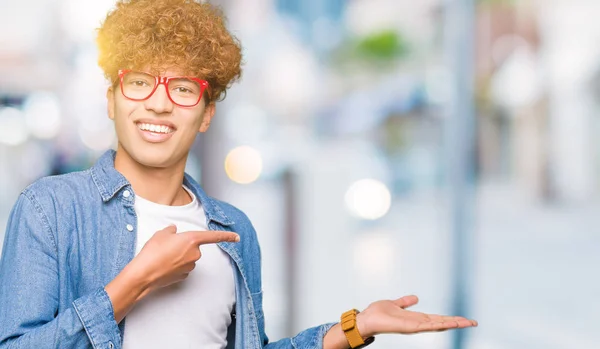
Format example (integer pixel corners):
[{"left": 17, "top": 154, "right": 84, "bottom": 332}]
[{"left": 90, "top": 150, "right": 234, "bottom": 226}]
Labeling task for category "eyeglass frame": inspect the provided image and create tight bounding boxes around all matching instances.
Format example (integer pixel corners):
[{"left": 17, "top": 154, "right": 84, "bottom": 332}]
[{"left": 117, "top": 69, "right": 210, "bottom": 107}]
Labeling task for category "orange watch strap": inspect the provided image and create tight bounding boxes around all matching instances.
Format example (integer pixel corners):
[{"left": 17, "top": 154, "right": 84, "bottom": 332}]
[{"left": 341, "top": 309, "right": 365, "bottom": 348}]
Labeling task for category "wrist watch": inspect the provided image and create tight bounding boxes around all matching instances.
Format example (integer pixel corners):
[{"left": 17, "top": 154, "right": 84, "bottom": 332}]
[{"left": 341, "top": 309, "right": 375, "bottom": 348}]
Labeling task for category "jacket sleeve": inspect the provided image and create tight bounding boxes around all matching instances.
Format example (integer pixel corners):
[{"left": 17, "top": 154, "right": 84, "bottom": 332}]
[
  {"left": 263, "top": 323, "right": 337, "bottom": 349},
  {"left": 0, "top": 192, "right": 121, "bottom": 349}
]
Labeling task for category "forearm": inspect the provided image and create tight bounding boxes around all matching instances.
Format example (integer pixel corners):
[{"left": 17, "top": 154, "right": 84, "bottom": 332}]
[
  {"left": 263, "top": 323, "right": 337, "bottom": 349},
  {"left": 264, "top": 325, "right": 351, "bottom": 349},
  {"left": 104, "top": 262, "right": 150, "bottom": 323},
  {"left": 0, "top": 307, "right": 88, "bottom": 348},
  {"left": 323, "top": 323, "right": 350, "bottom": 349},
  {"left": 0, "top": 265, "right": 146, "bottom": 348},
  {"left": 0, "top": 288, "right": 120, "bottom": 349}
]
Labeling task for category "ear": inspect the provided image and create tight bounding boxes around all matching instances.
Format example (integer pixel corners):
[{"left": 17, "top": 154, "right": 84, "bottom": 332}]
[
  {"left": 199, "top": 103, "right": 216, "bottom": 133},
  {"left": 107, "top": 87, "right": 115, "bottom": 120}
]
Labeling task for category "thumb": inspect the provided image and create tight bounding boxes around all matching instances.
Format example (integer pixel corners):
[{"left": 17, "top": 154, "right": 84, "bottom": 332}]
[
  {"left": 393, "top": 295, "right": 419, "bottom": 309},
  {"left": 159, "top": 224, "right": 177, "bottom": 234}
]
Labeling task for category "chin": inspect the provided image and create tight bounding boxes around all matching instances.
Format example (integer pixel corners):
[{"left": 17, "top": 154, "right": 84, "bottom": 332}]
[
  {"left": 136, "top": 156, "right": 172, "bottom": 169},
  {"left": 139, "top": 151, "right": 181, "bottom": 169},
  {"left": 121, "top": 143, "right": 183, "bottom": 169}
]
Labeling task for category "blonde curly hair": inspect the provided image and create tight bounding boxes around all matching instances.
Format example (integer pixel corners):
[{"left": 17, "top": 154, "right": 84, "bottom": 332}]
[{"left": 97, "top": 0, "right": 242, "bottom": 103}]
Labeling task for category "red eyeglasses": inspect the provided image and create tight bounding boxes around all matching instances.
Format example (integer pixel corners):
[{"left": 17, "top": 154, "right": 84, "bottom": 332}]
[{"left": 118, "top": 69, "right": 210, "bottom": 107}]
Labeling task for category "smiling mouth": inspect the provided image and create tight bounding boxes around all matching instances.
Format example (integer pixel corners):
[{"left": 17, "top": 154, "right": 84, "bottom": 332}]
[{"left": 136, "top": 122, "right": 175, "bottom": 134}]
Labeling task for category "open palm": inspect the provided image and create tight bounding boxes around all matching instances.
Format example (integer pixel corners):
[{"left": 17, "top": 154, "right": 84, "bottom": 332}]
[{"left": 359, "top": 295, "right": 478, "bottom": 337}]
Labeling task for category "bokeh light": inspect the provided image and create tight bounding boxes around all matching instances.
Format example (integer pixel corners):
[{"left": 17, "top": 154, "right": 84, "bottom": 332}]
[
  {"left": 224, "top": 145, "right": 263, "bottom": 184},
  {"left": 23, "top": 92, "right": 62, "bottom": 139},
  {"left": 78, "top": 124, "right": 115, "bottom": 151},
  {"left": 0, "top": 107, "right": 29, "bottom": 146},
  {"left": 344, "top": 178, "right": 392, "bottom": 220}
]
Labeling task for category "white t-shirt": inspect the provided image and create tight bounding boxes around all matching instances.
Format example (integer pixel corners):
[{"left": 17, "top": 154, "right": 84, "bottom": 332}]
[{"left": 122, "top": 186, "right": 236, "bottom": 349}]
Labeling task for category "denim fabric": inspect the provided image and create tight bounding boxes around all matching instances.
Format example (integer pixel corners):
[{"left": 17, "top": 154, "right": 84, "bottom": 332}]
[{"left": 0, "top": 150, "right": 335, "bottom": 349}]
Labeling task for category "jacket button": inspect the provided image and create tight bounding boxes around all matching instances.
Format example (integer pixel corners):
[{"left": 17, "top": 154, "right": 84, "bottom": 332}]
[
  {"left": 126, "top": 224, "right": 134, "bottom": 232},
  {"left": 108, "top": 342, "right": 114, "bottom": 349},
  {"left": 123, "top": 190, "right": 131, "bottom": 198}
]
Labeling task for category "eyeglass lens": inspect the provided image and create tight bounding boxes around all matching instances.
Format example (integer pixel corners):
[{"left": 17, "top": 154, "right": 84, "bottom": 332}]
[{"left": 121, "top": 71, "right": 202, "bottom": 106}]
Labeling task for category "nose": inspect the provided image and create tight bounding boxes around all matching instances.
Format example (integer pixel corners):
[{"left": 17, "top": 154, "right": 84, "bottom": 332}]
[{"left": 144, "top": 82, "right": 173, "bottom": 114}]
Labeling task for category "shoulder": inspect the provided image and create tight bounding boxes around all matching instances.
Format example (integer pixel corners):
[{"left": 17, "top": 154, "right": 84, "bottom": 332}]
[
  {"left": 21, "top": 169, "right": 93, "bottom": 200},
  {"left": 7, "top": 170, "right": 92, "bottom": 248},
  {"left": 21, "top": 169, "right": 98, "bottom": 218}
]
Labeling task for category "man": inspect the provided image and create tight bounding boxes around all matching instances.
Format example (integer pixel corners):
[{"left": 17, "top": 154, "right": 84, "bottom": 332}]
[{"left": 0, "top": 0, "right": 477, "bottom": 348}]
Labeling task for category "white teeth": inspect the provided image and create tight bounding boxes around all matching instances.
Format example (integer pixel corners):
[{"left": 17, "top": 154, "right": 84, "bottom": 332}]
[{"left": 137, "top": 123, "right": 173, "bottom": 134}]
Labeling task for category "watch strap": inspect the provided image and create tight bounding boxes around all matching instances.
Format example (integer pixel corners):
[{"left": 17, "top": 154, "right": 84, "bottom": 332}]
[{"left": 341, "top": 309, "right": 374, "bottom": 348}]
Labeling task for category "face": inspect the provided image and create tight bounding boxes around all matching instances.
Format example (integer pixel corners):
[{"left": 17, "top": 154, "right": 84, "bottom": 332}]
[{"left": 107, "top": 68, "right": 215, "bottom": 170}]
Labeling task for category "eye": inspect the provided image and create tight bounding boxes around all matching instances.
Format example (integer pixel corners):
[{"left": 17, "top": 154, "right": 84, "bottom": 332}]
[
  {"left": 173, "top": 86, "right": 193, "bottom": 94},
  {"left": 131, "top": 80, "right": 150, "bottom": 87},
  {"left": 169, "top": 78, "right": 200, "bottom": 95}
]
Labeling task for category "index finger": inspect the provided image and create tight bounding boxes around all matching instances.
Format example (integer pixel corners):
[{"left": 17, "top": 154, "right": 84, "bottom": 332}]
[{"left": 182, "top": 230, "right": 240, "bottom": 245}]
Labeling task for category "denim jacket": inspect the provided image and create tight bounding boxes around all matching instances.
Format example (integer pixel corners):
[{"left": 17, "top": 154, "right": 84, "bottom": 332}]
[{"left": 0, "top": 150, "right": 335, "bottom": 349}]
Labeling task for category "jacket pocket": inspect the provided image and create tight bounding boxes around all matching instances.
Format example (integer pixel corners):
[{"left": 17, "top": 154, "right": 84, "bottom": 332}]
[
  {"left": 250, "top": 291, "right": 264, "bottom": 320},
  {"left": 250, "top": 290, "right": 266, "bottom": 346}
]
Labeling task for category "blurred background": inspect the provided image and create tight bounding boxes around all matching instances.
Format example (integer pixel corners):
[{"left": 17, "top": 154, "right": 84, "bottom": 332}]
[{"left": 1, "top": 0, "right": 599, "bottom": 348}]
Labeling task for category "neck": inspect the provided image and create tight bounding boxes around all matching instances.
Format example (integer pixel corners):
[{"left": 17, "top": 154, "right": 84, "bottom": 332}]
[{"left": 113, "top": 145, "right": 191, "bottom": 206}]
